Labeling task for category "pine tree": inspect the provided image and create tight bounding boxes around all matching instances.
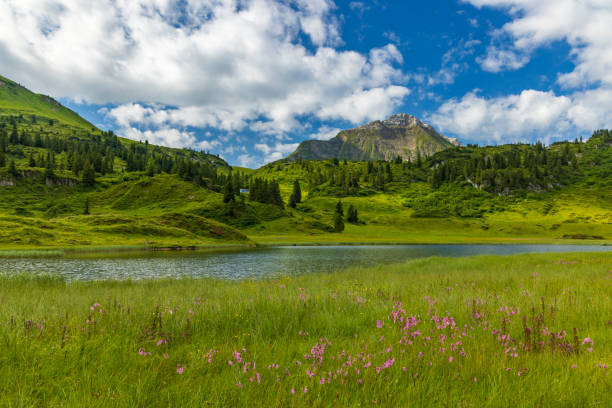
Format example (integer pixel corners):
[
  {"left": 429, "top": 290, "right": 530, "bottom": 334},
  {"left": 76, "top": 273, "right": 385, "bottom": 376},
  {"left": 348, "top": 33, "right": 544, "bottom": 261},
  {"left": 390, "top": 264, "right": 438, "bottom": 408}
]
[
  {"left": 333, "top": 201, "right": 344, "bottom": 232},
  {"left": 8, "top": 159, "right": 18, "bottom": 177},
  {"left": 83, "top": 198, "right": 90, "bottom": 215},
  {"left": 289, "top": 180, "right": 302, "bottom": 207},
  {"left": 0, "top": 151, "right": 5, "bottom": 168},
  {"left": 223, "top": 178, "right": 235, "bottom": 203},
  {"left": 385, "top": 162, "right": 393, "bottom": 182},
  {"left": 81, "top": 161, "right": 96, "bottom": 186},
  {"left": 347, "top": 205, "right": 359, "bottom": 223}
]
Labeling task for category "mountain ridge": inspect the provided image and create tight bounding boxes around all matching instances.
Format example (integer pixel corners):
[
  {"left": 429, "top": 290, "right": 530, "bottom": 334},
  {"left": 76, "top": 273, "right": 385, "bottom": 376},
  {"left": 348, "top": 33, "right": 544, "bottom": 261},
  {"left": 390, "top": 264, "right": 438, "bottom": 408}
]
[{"left": 288, "top": 113, "right": 459, "bottom": 162}]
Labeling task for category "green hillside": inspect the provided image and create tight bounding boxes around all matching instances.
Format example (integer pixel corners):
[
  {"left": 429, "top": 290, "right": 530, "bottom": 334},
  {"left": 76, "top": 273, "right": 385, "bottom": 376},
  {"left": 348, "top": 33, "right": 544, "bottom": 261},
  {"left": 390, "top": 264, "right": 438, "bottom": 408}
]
[
  {"left": 0, "top": 75, "right": 95, "bottom": 130},
  {"left": 0, "top": 75, "right": 611, "bottom": 250}
]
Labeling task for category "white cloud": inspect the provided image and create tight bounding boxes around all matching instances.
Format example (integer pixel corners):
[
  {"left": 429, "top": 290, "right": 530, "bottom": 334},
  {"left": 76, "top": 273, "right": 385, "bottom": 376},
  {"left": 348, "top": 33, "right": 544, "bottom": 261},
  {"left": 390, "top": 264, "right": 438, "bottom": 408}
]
[
  {"left": 236, "top": 154, "right": 258, "bottom": 168},
  {"left": 255, "top": 142, "right": 300, "bottom": 163},
  {"left": 0, "top": 0, "right": 409, "bottom": 142},
  {"left": 122, "top": 127, "right": 198, "bottom": 148},
  {"left": 309, "top": 126, "right": 341, "bottom": 140},
  {"left": 428, "top": 88, "right": 612, "bottom": 143},
  {"left": 476, "top": 47, "right": 529, "bottom": 73},
  {"left": 318, "top": 86, "right": 410, "bottom": 123},
  {"left": 433, "top": 0, "right": 612, "bottom": 144},
  {"left": 467, "top": 0, "right": 612, "bottom": 87}
]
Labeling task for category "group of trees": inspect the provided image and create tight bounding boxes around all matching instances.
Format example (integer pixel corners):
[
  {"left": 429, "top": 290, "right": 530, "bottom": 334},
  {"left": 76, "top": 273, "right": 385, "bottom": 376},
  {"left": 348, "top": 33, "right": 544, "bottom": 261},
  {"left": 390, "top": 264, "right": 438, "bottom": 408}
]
[
  {"left": 0, "top": 115, "right": 227, "bottom": 189},
  {"left": 428, "top": 140, "right": 586, "bottom": 193},
  {"left": 331, "top": 201, "right": 359, "bottom": 232},
  {"left": 247, "top": 177, "right": 283, "bottom": 207}
]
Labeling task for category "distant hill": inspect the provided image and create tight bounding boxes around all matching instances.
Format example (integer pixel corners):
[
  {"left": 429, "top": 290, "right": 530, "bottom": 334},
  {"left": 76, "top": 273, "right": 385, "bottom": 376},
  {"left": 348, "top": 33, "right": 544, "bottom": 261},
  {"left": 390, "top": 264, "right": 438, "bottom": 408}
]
[
  {"left": 288, "top": 113, "right": 459, "bottom": 162},
  {"left": 0, "top": 74, "right": 228, "bottom": 169},
  {"left": 0, "top": 75, "right": 96, "bottom": 130},
  {"left": 0, "top": 74, "right": 610, "bottom": 249}
]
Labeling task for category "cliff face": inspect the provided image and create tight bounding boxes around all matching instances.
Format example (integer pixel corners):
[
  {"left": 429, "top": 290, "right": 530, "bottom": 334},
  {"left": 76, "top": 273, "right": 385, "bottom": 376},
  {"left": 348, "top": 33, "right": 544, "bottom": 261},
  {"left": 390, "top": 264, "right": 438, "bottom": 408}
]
[{"left": 288, "top": 114, "right": 459, "bottom": 161}]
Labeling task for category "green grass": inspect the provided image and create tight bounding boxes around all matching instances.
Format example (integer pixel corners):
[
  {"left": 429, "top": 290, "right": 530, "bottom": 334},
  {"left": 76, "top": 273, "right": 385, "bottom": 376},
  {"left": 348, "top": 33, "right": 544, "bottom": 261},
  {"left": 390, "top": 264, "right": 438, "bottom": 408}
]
[
  {"left": 0, "top": 75, "right": 95, "bottom": 130},
  {"left": 0, "top": 252, "right": 611, "bottom": 406},
  {"left": 1, "top": 73, "right": 610, "bottom": 249}
]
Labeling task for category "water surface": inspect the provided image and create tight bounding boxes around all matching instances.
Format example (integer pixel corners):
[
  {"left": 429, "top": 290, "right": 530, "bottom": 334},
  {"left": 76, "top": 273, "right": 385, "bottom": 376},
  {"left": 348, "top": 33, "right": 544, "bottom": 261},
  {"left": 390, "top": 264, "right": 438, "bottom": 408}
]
[{"left": 1, "top": 244, "right": 610, "bottom": 281}]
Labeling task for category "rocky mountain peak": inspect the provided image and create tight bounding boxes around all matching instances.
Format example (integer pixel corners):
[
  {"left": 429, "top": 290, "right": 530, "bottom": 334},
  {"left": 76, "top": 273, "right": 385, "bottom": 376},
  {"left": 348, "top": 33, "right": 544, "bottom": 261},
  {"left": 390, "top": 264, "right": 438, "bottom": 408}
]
[{"left": 382, "top": 113, "right": 422, "bottom": 128}]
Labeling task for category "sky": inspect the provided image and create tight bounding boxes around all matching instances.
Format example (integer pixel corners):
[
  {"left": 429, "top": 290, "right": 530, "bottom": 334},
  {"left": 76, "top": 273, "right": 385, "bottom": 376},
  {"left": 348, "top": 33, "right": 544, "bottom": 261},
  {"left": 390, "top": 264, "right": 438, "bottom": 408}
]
[{"left": 0, "top": 0, "right": 611, "bottom": 167}]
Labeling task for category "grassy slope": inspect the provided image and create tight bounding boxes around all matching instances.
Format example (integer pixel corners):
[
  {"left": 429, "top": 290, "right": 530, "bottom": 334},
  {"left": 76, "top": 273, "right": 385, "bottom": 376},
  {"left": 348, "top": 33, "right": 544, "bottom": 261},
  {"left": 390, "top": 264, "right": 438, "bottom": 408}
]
[
  {"left": 0, "top": 173, "right": 256, "bottom": 248},
  {"left": 245, "top": 157, "right": 612, "bottom": 245},
  {"left": 0, "top": 252, "right": 610, "bottom": 406},
  {"left": 0, "top": 75, "right": 94, "bottom": 130},
  {"left": 0, "top": 74, "right": 610, "bottom": 249}
]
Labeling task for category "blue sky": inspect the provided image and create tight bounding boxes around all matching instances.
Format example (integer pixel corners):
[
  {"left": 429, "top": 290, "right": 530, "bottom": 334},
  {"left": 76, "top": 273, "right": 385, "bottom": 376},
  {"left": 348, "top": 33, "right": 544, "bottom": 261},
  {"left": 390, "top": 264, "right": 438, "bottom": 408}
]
[{"left": 1, "top": 0, "right": 611, "bottom": 167}]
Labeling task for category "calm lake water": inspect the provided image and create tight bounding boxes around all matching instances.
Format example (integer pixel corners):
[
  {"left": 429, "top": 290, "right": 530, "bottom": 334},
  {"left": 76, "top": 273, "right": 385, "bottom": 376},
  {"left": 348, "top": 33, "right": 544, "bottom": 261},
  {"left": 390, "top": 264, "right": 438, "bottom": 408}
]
[{"left": 1, "top": 244, "right": 610, "bottom": 281}]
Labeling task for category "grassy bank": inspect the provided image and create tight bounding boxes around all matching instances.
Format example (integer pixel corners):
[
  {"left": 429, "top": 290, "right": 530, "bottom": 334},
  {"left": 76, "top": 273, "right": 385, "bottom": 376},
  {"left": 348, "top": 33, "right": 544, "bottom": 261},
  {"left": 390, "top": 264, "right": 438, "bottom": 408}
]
[{"left": 0, "top": 252, "right": 611, "bottom": 406}]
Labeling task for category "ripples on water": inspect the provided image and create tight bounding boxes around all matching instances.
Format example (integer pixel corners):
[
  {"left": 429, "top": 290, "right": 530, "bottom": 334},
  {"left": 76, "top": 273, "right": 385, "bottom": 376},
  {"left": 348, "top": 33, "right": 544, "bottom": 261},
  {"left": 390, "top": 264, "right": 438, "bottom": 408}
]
[{"left": 1, "top": 245, "right": 610, "bottom": 281}]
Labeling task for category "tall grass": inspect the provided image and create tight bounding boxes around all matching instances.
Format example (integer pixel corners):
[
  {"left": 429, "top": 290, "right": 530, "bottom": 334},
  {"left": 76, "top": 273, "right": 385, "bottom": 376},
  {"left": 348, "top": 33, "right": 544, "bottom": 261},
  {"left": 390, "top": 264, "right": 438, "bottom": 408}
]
[{"left": 0, "top": 252, "right": 610, "bottom": 406}]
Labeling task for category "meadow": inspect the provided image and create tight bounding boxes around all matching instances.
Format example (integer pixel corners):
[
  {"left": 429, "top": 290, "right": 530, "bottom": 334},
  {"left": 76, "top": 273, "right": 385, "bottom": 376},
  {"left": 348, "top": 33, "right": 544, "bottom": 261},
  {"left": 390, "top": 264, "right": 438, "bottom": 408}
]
[{"left": 0, "top": 252, "right": 610, "bottom": 407}]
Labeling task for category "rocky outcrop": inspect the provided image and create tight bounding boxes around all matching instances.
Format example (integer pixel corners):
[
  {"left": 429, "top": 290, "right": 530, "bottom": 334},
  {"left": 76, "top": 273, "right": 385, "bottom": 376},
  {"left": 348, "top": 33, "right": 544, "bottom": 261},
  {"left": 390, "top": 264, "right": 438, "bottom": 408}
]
[{"left": 288, "top": 113, "right": 460, "bottom": 161}]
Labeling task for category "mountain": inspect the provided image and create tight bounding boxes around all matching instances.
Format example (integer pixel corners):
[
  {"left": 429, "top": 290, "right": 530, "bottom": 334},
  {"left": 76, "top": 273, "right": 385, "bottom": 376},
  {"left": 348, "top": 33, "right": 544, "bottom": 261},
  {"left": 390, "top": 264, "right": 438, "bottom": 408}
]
[
  {"left": 288, "top": 113, "right": 460, "bottom": 162},
  {"left": 0, "top": 75, "right": 228, "bottom": 169},
  {"left": 0, "top": 75, "right": 96, "bottom": 130}
]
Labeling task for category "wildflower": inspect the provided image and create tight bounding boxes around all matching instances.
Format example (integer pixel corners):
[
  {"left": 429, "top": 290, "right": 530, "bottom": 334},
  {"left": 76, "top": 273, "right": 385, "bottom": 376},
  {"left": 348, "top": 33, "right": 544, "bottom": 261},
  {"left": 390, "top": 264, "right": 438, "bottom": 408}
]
[
  {"left": 228, "top": 360, "right": 233, "bottom": 366},
  {"left": 449, "top": 356, "right": 453, "bottom": 363},
  {"left": 473, "top": 377, "right": 477, "bottom": 382},
  {"left": 176, "top": 364, "right": 184, "bottom": 374},
  {"left": 376, "top": 320, "right": 384, "bottom": 329},
  {"left": 163, "top": 354, "right": 169, "bottom": 359},
  {"left": 291, "top": 388, "right": 295, "bottom": 395},
  {"left": 303, "top": 387, "right": 308, "bottom": 393},
  {"left": 237, "top": 381, "right": 242, "bottom": 388}
]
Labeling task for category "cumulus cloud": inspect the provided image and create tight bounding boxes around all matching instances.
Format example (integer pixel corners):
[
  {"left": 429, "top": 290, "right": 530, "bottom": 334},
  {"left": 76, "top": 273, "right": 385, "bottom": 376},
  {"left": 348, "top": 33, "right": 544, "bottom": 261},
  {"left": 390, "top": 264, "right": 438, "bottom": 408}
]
[
  {"left": 428, "top": 89, "right": 612, "bottom": 143},
  {"left": 0, "top": 0, "right": 410, "bottom": 150},
  {"left": 434, "top": 0, "right": 612, "bottom": 144},
  {"left": 467, "top": 0, "right": 612, "bottom": 87},
  {"left": 476, "top": 47, "right": 529, "bottom": 73},
  {"left": 121, "top": 127, "right": 198, "bottom": 148},
  {"left": 309, "top": 126, "right": 341, "bottom": 140},
  {"left": 255, "top": 142, "right": 300, "bottom": 163}
]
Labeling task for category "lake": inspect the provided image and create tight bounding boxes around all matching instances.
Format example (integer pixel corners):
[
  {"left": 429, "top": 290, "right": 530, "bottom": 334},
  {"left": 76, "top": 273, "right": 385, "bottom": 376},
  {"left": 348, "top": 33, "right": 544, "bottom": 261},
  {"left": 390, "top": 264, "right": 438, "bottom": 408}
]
[{"left": 1, "top": 244, "right": 610, "bottom": 281}]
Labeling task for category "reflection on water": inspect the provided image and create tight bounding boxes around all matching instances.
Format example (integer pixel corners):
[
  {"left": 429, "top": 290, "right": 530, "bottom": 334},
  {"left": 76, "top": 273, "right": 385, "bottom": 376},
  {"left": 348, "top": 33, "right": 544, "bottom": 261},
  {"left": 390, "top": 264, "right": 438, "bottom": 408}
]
[{"left": 1, "top": 245, "right": 610, "bottom": 281}]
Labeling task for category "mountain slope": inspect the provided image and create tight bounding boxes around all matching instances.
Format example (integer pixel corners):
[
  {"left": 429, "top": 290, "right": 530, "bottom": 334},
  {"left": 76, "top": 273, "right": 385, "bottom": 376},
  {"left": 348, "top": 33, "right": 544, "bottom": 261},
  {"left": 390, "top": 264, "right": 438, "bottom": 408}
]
[
  {"left": 288, "top": 114, "right": 460, "bottom": 162},
  {"left": 0, "top": 75, "right": 96, "bottom": 130}
]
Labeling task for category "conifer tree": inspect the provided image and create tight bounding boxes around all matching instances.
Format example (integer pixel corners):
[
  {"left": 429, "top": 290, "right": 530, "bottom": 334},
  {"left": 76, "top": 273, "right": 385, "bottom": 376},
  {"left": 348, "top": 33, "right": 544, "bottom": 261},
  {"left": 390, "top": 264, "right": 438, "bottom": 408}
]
[
  {"left": 83, "top": 198, "right": 90, "bottom": 215},
  {"left": 347, "top": 205, "right": 359, "bottom": 223},
  {"left": 289, "top": 180, "right": 302, "bottom": 208},
  {"left": 223, "top": 178, "right": 235, "bottom": 203},
  {"left": 333, "top": 200, "right": 344, "bottom": 232},
  {"left": 8, "top": 159, "right": 18, "bottom": 177},
  {"left": 81, "top": 161, "right": 96, "bottom": 186}
]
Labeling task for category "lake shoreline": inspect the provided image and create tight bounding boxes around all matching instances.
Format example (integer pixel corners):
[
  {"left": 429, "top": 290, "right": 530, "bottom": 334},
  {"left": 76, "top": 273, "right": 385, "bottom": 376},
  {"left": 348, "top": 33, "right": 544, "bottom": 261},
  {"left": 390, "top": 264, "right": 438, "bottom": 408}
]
[{"left": 0, "top": 237, "right": 610, "bottom": 258}]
